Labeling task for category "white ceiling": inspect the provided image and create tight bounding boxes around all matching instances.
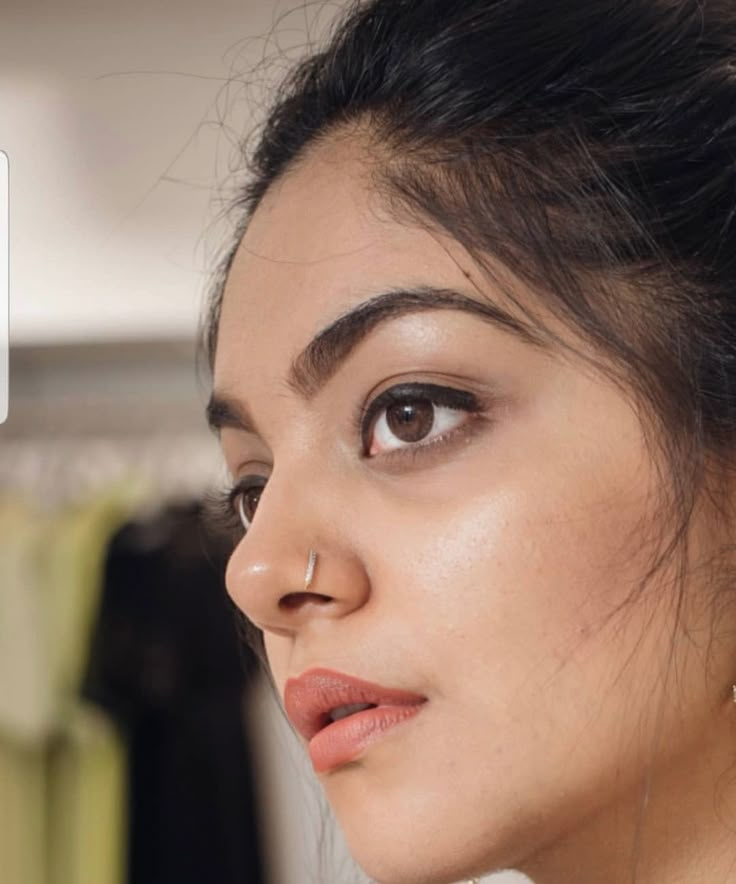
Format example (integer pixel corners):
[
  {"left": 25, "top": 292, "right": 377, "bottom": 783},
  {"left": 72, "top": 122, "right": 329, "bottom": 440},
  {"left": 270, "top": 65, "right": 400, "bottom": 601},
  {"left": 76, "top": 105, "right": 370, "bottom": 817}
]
[{"left": 2, "top": 0, "right": 344, "bottom": 343}]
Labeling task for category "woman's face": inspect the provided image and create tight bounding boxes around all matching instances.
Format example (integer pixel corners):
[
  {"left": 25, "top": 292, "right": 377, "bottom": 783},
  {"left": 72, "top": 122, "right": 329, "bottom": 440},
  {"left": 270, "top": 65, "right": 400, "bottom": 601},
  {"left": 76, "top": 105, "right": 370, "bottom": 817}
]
[{"left": 212, "top": 139, "right": 733, "bottom": 883}]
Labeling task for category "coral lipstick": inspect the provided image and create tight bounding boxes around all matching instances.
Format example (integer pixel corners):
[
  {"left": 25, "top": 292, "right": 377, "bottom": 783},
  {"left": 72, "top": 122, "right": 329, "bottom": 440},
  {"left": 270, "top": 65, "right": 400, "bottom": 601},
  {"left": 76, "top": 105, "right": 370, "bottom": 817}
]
[{"left": 284, "top": 668, "right": 427, "bottom": 773}]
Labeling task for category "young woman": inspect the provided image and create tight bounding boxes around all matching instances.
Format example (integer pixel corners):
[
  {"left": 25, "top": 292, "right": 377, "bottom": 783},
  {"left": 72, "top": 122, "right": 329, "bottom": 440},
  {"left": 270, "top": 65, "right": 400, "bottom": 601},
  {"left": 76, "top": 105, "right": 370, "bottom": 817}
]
[{"left": 203, "top": 1, "right": 736, "bottom": 881}]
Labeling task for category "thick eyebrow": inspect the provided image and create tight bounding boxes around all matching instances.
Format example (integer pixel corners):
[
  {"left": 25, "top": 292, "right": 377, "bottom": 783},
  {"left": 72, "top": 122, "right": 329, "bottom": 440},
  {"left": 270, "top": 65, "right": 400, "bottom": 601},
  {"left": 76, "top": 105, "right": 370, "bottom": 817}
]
[{"left": 206, "top": 284, "right": 544, "bottom": 435}]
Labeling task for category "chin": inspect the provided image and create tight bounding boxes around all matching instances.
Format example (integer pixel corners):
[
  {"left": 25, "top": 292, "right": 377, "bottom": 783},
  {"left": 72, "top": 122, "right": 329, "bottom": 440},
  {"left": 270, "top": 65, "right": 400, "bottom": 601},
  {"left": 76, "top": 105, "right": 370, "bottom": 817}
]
[
  {"left": 332, "top": 798, "right": 509, "bottom": 884},
  {"left": 348, "top": 853, "right": 473, "bottom": 884},
  {"left": 320, "top": 735, "right": 537, "bottom": 884}
]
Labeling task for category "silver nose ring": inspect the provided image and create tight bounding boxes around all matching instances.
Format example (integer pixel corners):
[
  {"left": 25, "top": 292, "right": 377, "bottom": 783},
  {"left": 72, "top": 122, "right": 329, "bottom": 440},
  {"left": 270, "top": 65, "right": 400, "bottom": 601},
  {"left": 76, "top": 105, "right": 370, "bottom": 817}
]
[{"left": 304, "top": 549, "right": 317, "bottom": 590}]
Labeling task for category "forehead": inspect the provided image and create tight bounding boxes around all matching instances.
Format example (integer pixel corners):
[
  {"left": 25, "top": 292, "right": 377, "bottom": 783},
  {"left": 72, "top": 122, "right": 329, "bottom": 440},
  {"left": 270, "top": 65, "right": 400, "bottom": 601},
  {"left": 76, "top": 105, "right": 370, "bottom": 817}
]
[{"left": 213, "top": 141, "right": 481, "bottom": 391}]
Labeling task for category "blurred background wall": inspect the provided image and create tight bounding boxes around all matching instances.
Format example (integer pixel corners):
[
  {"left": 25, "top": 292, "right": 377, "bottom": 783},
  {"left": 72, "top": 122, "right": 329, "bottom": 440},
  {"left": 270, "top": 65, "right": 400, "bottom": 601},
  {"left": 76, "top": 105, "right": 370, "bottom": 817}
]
[
  {"left": 0, "top": 2, "right": 527, "bottom": 882},
  {"left": 3, "top": 0, "right": 330, "bottom": 345}
]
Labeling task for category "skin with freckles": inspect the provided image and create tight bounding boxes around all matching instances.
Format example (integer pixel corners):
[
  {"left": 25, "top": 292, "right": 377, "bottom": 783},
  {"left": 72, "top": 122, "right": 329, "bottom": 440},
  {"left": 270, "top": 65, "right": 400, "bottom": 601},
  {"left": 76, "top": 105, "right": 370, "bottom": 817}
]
[{"left": 211, "top": 137, "right": 736, "bottom": 884}]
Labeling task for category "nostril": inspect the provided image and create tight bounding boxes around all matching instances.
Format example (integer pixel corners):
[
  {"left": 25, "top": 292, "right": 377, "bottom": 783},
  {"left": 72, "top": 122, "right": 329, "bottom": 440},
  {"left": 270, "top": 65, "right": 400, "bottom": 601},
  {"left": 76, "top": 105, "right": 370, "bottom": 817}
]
[{"left": 278, "top": 591, "right": 333, "bottom": 611}]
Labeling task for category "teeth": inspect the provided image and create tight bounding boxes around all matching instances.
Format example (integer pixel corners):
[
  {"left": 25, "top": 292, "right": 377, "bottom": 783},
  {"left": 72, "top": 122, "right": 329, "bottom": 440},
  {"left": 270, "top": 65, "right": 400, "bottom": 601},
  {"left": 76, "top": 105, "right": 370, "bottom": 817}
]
[{"left": 329, "top": 703, "right": 375, "bottom": 722}]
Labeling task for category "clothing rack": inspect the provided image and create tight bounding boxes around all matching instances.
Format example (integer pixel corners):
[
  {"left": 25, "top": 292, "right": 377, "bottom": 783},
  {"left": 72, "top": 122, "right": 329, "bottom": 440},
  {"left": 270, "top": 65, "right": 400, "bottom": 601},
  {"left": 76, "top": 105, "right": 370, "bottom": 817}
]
[{"left": 1, "top": 339, "right": 225, "bottom": 505}]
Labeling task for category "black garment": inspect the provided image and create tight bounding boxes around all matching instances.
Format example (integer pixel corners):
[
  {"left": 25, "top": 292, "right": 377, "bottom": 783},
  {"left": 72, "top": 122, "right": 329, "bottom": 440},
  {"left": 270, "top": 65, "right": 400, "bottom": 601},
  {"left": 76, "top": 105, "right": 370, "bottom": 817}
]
[{"left": 82, "top": 501, "right": 265, "bottom": 884}]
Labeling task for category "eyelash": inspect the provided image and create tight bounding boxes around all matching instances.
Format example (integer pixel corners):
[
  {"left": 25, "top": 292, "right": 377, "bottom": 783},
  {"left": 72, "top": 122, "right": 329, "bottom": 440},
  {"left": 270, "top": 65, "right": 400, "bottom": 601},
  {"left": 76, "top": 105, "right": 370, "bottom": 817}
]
[
  {"left": 204, "top": 382, "right": 487, "bottom": 539},
  {"left": 352, "top": 381, "right": 484, "bottom": 459}
]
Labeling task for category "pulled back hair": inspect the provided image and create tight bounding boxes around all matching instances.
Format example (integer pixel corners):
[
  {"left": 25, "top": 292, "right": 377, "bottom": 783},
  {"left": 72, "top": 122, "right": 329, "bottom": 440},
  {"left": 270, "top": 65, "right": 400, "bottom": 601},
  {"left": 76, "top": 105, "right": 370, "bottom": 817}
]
[{"left": 205, "top": 0, "right": 736, "bottom": 675}]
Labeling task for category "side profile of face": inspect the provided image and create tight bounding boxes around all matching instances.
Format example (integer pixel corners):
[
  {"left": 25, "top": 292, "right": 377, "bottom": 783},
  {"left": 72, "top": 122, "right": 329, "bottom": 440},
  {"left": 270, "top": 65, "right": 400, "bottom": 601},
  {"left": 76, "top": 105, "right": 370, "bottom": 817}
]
[{"left": 212, "top": 138, "right": 736, "bottom": 884}]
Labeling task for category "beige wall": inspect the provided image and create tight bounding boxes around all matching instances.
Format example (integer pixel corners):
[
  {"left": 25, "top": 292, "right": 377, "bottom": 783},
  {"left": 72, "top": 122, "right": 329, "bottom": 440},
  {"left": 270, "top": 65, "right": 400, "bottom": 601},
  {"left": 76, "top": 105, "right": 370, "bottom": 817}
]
[{"left": 1, "top": 0, "right": 336, "bottom": 343}]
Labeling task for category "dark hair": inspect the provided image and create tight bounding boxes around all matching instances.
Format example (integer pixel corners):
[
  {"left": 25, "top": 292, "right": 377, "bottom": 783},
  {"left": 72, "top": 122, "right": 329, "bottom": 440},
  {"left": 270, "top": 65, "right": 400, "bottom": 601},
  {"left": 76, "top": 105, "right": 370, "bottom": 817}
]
[{"left": 203, "top": 0, "right": 736, "bottom": 873}]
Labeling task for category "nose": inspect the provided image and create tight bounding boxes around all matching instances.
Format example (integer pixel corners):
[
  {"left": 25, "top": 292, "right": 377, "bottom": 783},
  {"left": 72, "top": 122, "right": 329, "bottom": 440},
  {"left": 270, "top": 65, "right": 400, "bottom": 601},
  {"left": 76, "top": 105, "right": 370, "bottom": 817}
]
[{"left": 224, "top": 467, "right": 371, "bottom": 637}]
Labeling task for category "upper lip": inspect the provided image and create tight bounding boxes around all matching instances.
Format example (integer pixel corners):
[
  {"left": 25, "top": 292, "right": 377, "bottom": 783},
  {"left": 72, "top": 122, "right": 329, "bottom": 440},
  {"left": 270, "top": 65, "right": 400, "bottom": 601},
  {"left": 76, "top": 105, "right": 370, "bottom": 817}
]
[{"left": 284, "top": 667, "right": 427, "bottom": 742}]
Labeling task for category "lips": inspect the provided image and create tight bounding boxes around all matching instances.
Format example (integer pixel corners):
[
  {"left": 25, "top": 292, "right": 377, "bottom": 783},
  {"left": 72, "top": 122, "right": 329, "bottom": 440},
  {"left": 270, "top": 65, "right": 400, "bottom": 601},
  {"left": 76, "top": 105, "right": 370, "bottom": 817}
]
[{"left": 284, "top": 667, "right": 427, "bottom": 772}]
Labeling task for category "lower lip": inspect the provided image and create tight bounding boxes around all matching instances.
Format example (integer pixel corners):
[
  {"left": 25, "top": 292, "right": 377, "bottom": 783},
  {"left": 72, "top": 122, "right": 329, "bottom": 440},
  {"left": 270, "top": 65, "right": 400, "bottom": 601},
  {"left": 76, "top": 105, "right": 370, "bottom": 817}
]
[{"left": 308, "top": 703, "right": 425, "bottom": 773}]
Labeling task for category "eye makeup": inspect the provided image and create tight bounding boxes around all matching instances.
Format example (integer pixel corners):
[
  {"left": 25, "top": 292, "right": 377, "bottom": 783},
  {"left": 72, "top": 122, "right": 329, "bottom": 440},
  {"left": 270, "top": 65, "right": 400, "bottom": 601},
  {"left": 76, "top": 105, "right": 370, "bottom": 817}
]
[{"left": 354, "top": 380, "right": 485, "bottom": 456}]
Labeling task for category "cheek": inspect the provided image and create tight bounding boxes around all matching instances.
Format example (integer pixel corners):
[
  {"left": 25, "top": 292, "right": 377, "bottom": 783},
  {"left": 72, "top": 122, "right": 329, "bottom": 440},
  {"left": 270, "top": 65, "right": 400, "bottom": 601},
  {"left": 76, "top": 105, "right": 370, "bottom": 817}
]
[{"left": 373, "top": 439, "right": 661, "bottom": 704}]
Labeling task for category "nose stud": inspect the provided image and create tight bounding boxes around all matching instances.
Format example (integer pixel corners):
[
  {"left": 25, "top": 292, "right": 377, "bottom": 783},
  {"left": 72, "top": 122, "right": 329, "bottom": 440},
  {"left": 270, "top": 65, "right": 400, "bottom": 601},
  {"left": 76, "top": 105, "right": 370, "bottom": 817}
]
[{"left": 304, "top": 549, "right": 317, "bottom": 591}]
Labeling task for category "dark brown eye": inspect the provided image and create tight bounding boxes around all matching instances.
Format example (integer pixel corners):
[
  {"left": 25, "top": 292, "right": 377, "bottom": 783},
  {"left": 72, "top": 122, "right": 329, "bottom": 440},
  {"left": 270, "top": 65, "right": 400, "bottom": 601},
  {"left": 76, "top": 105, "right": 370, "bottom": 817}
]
[
  {"left": 234, "top": 483, "right": 265, "bottom": 529},
  {"left": 385, "top": 400, "right": 435, "bottom": 443},
  {"left": 362, "top": 382, "right": 482, "bottom": 458}
]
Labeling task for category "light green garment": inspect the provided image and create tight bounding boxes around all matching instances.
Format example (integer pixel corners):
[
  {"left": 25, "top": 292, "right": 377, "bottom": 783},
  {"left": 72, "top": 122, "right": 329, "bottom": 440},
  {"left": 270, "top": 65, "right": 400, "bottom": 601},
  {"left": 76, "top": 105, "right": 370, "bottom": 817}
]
[
  {"left": 46, "top": 703, "right": 128, "bottom": 884},
  {"left": 0, "top": 489, "right": 138, "bottom": 884}
]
